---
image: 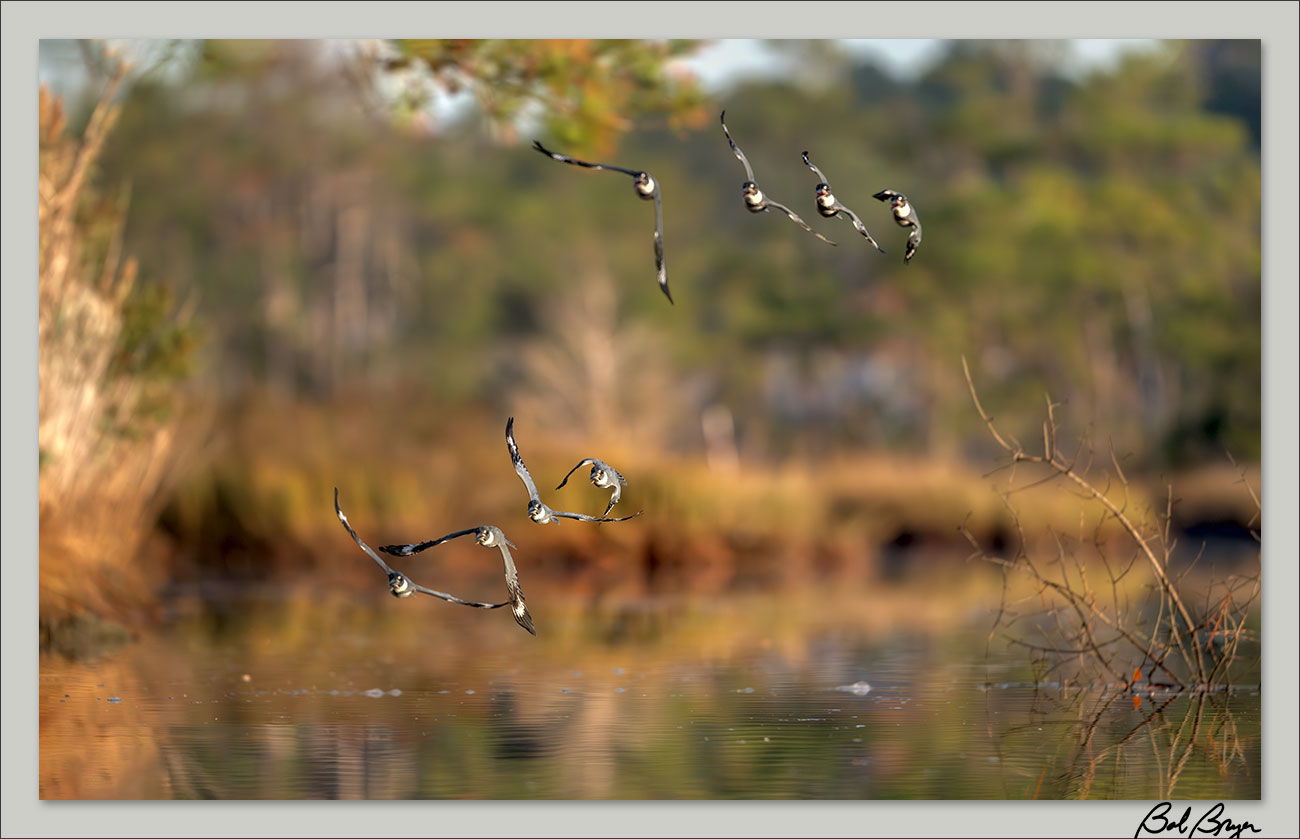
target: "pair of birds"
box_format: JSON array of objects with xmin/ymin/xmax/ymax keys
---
[
  {"xmin": 334, "ymin": 488, "xmax": 537, "ymax": 634},
  {"xmin": 334, "ymin": 418, "xmax": 640, "ymax": 636},
  {"xmin": 532, "ymin": 109, "xmax": 923, "ymax": 305}
]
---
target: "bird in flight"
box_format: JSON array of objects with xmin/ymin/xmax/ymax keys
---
[
  {"xmin": 720, "ymin": 111, "xmax": 836, "ymax": 246},
  {"xmin": 533, "ymin": 140, "xmax": 673, "ymax": 304},
  {"xmin": 801, "ymin": 151, "xmax": 886, "ymax": 253},
  {"xmin": 506, "ymin": 417, "xmax": 643, "ymax": 526},
  {"xmin": 555, "ymin": 457, "xmax": 629, "ymax": 519},
  {"xmin": 378, "ymin": 525, "xmax": 536, "ymax": 636},
  {"xmin": 333, "ymin": 487, "xmax": 509, "ymax": 610},
  {"xmin": 872, "ymin": 188, "xmax": 923, "ymax": 264}
]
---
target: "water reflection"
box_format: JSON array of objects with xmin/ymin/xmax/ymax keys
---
[{"xmin": 39, "ymin": 587, "xmax": 1260, "ymax": 800}]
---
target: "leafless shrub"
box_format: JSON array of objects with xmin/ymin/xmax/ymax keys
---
[
  {"xmin": 959, "ymin": 357, "xmax": 1259, "ymax": 691},
  {"xmin": 513, "ymin": 268, "xmax": 684, "ymax": 452}
]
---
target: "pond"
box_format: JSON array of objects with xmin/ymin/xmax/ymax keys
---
[{"xmin": 38, "ymin": 583, "xmax": 1260, "ymax": 801}]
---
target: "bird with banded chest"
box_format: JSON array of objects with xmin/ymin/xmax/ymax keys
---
[
  {"xmin": 532, "ymin": 140, "xmax": 674, "ymax": 304},
  {"xmin": 555, "ymin": 457, "xmax": 629, "ymax": 519},
  {"xmin": 801, "ymin": 151, "xmax": 886, "ymax": 253},
  {"xmin": 872, "ymin": 188, "xmax": 923, "ymax": 264},
  {"xmin": 720, "ymin": 111, "xmax": 836, "ymax": 246}
]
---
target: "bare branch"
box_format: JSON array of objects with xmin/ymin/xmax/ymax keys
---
[
  {"xmin": 962, "ymin": 355, "xmax": 1018, "ymax": 454},
  {"xmin": 964, "ymin": 362, "xmax": 1220, "ymax": 688}
]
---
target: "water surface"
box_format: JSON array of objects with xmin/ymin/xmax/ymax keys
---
[{"xmin": 39, "ymin": 585, "xmax": 1260, "ymax": 800}]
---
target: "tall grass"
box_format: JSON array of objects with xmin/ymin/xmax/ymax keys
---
[{"xmin": 39, "ymin": 60, "xmax": 199, "ymax": 631}]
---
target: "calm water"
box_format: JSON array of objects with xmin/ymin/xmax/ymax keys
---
[{"xmin": 39, "ymin": 585, "xmax": 1261, "ymax": 800}]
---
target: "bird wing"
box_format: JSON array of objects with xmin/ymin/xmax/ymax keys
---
[
  {"xmin": 556, "ymin": 458, "xmax": 598, "ymax": 490},
  {"xmin": 409, "ymin": 580, "xmax": 509, "ymax": 609},
  {"xmin": 764, "ymin": 198, "xmax": 838, "ymax": 246},
  {"xmin": 719, "ymin": 111, "xmax": 756, "ymax": 182},
  {"xmin": 872, "ymin": 189, "xmax": 904, "ymax": 203},
  {"xmin": 378, "ymin": 527, "xmax": 479, "ymax": 557},
  {"xmin": 801, "ymin": 150, "xmax": 830, "ymax": 184},
  {"xmin": 552, "ymin": 508, "xmax": 644, "ymax": 523},
  {"xmin": 905, "ymin": 222, "xmax": 922, "ymax": 264},
  {"xmin": 653, "ymin": 187, "xmax": 673, "ymax": 304},
  {"xmin": 488, "ymin": 533, "xmax": 537, "ymax": 635},
  {"xmin": 533, "ymin": 140, "xmax": 642, "ymax": 178},
  {"xmin": 505, "ymin": 417, "xmax": 541, "ymax": 504},
  {"xmin": 334, "ymin": 488, "xmax": 397, "ymax": 577},
  {"xmin": 601, "ymin": 482, "xmax": 623, "ymax": 519},
  {"xmin": 838, "ymin": 205, "xmax": 887, "ymax": 254}
]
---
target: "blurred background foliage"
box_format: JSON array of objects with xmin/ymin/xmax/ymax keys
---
[{"xmin": 37, "ymin": 38, "xmax": 1261, "ymax": 626}]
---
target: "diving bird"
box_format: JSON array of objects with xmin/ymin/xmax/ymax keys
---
[
  {"xmin": 556, "ymin": 457, "xmax": 628, "ymax": 519},
  {"xmin": 378, "ymin": 525, "xmax": 536, "ymax": 636},
  {"xmin": 872, "ymin": 188, "xmax": 923, "ymax": 264},
  {"xmin": 719, "ymin": 111, "xmax": 837, "ymax": 246},
  {"xmin": 506, "ymin": 417, "xmax": 643, "ymax": 526},
  {"xmin": 333, "ymin": 487, "xmax": 509, "ymax": 610},
  {"xmin": 532, "ymin": 140, "xmax": 673, "ymax": 304},
  {"xmin": 801, "ymin": 151, "xmax": 886, "ymax": 253}
]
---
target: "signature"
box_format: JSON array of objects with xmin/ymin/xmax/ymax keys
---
[{"xmin": 1135, "ymin": 802, "xmax": 1261, "ymax": 839}]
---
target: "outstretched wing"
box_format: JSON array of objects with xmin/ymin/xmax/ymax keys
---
[
  {"xmin": 652, "ymin": 188, "xmax": 672, "ymax": 304},
  {"xmin": 801, "ymin": 150, "xmax": 830, "ymax": 184},
  {"xmin": 533, "ymin": 140, "xmax": 642, "ymax": 178},
  {"xmin": 838, "ymin": 205, "xmax": 887, "ymax": 254},
  {"xmin": 378, "ymin": 527, "xmax": 479, "ymax": 558},
  {"xmin": 872, "ymin": 188, "xmax": 904, "ymax": 203},
  {"xmin": 552, "ymin": 508, "xmax": 644, "ymax": 524},
  {"xmin": 409, "ymin": 580, "xmax": 509, "ymax": 609},
  {"xmin": 488, "ymin": 534, "xmax": 537, "ymax": 635},
  {"xmin": 556, "ymin": 458, "xmax": 598, "ymax": 491},
  {"xmin": 764, "ymin": 199, "xmax": 838, "ymax": 246},
  {"xmin": 719, "ymin": 111, "xmax": 756, "ymax": 182},
  {"xmin": 334, "ymin": 488, "xmax": 397, "ymax": 577},
  {"xmin": 505, "ymin": 417, "xmax": 541, "ymax": 504}
]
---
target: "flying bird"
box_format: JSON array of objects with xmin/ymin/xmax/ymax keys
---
[
  {"xmin": 378, "ymin": 525, "xmax": 536, "ymax": 636},
  {"xmin": 333, "ymin": 487, "xmax": 509, "ymax": 610},
  {"xmin": 872, "ymin": 188, "xmax": 923, "ymax": 264},
  {"xmin": 720, "ymin": 111, "xmax": 837, "ymax": 246},
  {"xmin": 506, "ymin": 417, "xmax": 643, "ymax": 526},
  {"xmin": 556, "ymin": 457, "xmax": 628, "ymax": 519},
  {"xmin": 532, "ymin": 140, "xmax": 673, "ymax": 304},
  {"xmin": 801, "ymin": 151, "xmax": 886, "ymax": 253}
]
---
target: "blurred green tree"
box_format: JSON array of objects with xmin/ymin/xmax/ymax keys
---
[
  {"xmin": 376, "ymin": 39, "xmax": 709, "ymax": 152},
  {"xmin": 89, "ymin": 38, "xmax": 1259, "ymax": 472}
]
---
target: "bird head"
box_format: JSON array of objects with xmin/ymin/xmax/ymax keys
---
[
  {"xmin": 527, "ymin": 500, "xmax": 548, "ymax": 522},
  {"xmin": 389, "ymin": 574, "xmax": 414, "ymax": 598},
  {"xmin": 633, "ymin": 172, "xmax": 655, "ymax": 197}
]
